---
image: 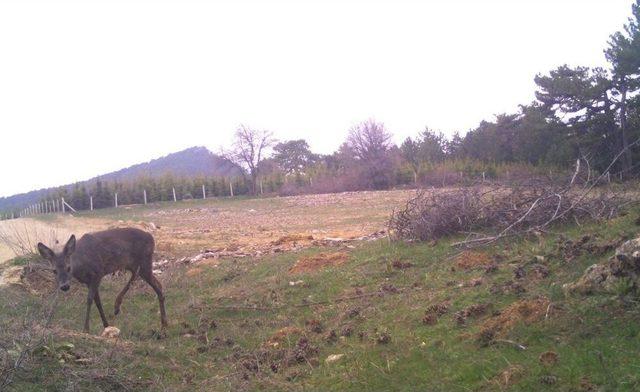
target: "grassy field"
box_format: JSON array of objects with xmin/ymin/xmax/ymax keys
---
[{"xmin": 1, "ymin": 191, "xmax": 640, "ymax": 391}]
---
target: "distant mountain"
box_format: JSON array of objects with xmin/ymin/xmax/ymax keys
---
[
  {"xmin": 0, "ymin": 146, "xmax": 242, "ymax": 214},
  {"xmin": 96, "ymin": 146, "xmax": 241, "ymax": 182}
]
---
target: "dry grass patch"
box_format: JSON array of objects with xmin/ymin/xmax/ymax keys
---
[
  {"xmin": 264, "ymin": 327, "xmax": 303, "ymax": 348},
  {"xmin": 272, "ymin": 234, "xmax": 314, "ymax": 245}
]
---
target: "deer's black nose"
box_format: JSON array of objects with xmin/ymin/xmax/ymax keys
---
[{"xmin": 60, "ymin": 284, "xmax": 70, "ymax": 292}]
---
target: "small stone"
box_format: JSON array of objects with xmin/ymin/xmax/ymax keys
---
[
  {"xmin": 539, "ymin": 375, "xmax": 558, "ymax": 385},
  {"xmin": 325, "ymin": 354, "xmax": 345, "ymax": 364},
  {"xmin": 101, "ymin": 326, "xmax": 121, "ymax": 338}
]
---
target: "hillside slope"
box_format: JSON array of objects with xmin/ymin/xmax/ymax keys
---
[{"xmin": 1, "ymin": 195, "xmax": 639, "ymax": 391}]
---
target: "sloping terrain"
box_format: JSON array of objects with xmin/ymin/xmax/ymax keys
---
[{"xmin": 1, "ymin": 190, "xmax": 640, "ymax": 391}]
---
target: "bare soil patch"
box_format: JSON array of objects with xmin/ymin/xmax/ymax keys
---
[
  {"xmin": 454, "ymin": 251, "xmax": 493, "ymax": 270},
  {"xmin": 479, "ymin": 297, "xmax": 550, "ymax": 339},
  {"xmin": 289, "ymin": 252, "xmax": 349, "ymax": 274}
]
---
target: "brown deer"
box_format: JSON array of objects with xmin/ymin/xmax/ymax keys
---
[{"xmin": 37, "ymin": 227, "xmax": 168, "ymax": 333}]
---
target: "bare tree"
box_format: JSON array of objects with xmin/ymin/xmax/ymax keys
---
[
  {"xmin": 226, "ymin": 125, "xmax": 276, "ymax": 195},
  {"xmin": 346, "ymin": 119, "xmax": 394, "ymax": 189},
  {"xmin": 346, "ymin": 119, "xmax": 393, "ymax": 161}
]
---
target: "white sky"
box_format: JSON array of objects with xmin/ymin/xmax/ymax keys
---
[{"xmin": 0, "ymin": 0, "xmax": 633, "ymax": 197}]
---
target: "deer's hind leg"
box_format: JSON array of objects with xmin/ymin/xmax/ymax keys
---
[
  {"xmin": 140, "ymin": 268, "xmax": 168, "ymax": 328},
  {"xmin": 114, "ymin": 268, "xmax": 138, "ymax": 316}
]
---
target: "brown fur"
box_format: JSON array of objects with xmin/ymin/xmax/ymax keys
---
[{"xmin": 38, "ymin": 227, "xmax": 167, "ymax": 333}]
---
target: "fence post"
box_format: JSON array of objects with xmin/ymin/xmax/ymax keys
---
[
  {"xmin": 172, "ymin": 188, "xmax": 177, "ymax": 202},
  {"xmin": 90, "ymin": 196, "xmax": 93, "ymax": 211},
  {"xmin": 202, "ymin": 185, "xmax": 206, "ymax": 199},
  {"xmin": 143, "ymin": 189, "xmax": 147, "ymax": 205},
  {"xmin": 61, "ymin": 198, "xmax": 66, "ymax": 213},
  {"xmin": 229, "ymin": 181, "xmax": 234, "ymax": 197},
  {"xmin": 115, "ymin": 193, "xmax": 118, "ymax": 208}
]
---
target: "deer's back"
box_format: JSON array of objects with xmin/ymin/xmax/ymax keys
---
[{"xmin": 71, "ymin": 228, "xmax": 155, "ymax": 283}]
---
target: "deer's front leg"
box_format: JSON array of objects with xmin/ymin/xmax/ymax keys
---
[
  {"xmin": 93, "ymin": 286, "xmax": 109, "ymax": 328},
  {"xmin": 84, "ymin": 286, "xmax": 95, "ymax": 333}
]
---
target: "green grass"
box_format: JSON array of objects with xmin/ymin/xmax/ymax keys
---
[{"xmin": 2, "ymin": 209, "xmax": 640, "ymax": 391}]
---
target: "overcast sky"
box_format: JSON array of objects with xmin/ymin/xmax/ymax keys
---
[{"xmin": 0, "ymin": 0, "xmax": 633, "ymax": 197}]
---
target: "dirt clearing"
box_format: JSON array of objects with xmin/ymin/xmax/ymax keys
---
[{"xmin": 2, "ymin": 190, "xmax": 413, "ymax": 263}]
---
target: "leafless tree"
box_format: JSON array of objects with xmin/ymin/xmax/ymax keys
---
[
  {"xmin": 225, "ymin": 125, "xmax": 276, "ymax": 195},
  {"xmin": 346, "ymin": 119, "xmax": 394, "ymax": 189},
  {"xmin": 346, "ymin": 119, "xmax": 393, "ymax": 161}
]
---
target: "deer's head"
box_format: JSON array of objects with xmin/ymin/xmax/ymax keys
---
[{"xmin": 37, "ymin": 235, "xmax": 76, "ymax": 291}]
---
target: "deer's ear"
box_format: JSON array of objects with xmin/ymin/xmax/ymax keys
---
[
  {"xmin": 63, "ymin": 235, "xmax": 76, "ymax": 256},
  {"xmin": 37, "ymin": 243, "xmax": 54, "ymax": 260}
]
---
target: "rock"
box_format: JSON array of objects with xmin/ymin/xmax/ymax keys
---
[
  {"xmin": 289, "ymin": 280, "xmax": 304, "ymax": 286},
  {"xmin": 325, "ymin": 354, "xmax": 345, "ymax": 364},
  {"xmin": 101, "ymin": 326, "xmax": 121, "ymax": 338},
  {"xmin": 564, "ymin": 237, "xmax": 640, "ymax": 295}
]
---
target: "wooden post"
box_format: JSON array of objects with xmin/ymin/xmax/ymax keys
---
[
  {"xmin": 90, "ymin": 196, "xmax": 93, "ymax": 211},
  {"xmin": 61, "ymin": 198, "xmax": 77, "ymax": 213},
  {"xmin": 172, "ymin": 188, "xmax": 177, "ymax": 202},
  {"xmin": 61, "ymin": 198, "xmax": 66, "ymax": 213},
  {"xmin": 482, "ymin": 172, "xmax": 486, "ymax": 182},
  {"xmin": 202, "ymin": 185, "xmax": 206, "ymax": 199},
  {"xmin": 115, "ymin": 193, "xmax": 118, "ymax": 208},
  {"xmin": 143, "ymin": 189, "xmax": 147, "ymax": 205},
  {"xmin": 229, "ymin": 181, "xmax": 234, "ymax": 197},
  {"xmin": 260, "ymin": 179, "xmax": 263, "ymax": 195}
]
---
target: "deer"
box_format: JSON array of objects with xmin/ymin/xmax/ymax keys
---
[{"xmin": 37, "ymin": 227, "xmax": 168, "ymax": 333}]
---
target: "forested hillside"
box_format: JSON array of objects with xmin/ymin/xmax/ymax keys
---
[{"xmin": 0, "ymin": 147, "xmax": 241, "ymax": 214}]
